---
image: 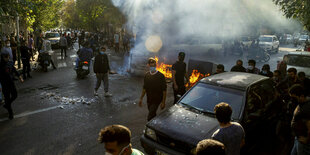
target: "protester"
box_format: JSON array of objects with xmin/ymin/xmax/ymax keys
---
[
  {"xmin": 93, "ymin": 47, "xmax": 112, "ymax": 97},
  {"xmin": 139, "ymin": 58, "xmax": 167, "ymax": 121},
  {"xmin": 260, "ymin": 64, "xmax": 273, "ymax": 78},
  {"xmin": 273, "ymin": 70, "xmax": 282, "ymax": 85},
  {"xmin": 230, "ymin": 59, "xmax": 246, "ymax": 72},
  {"xmin": 195, "ymin": 139, "xmax": 225, "ymax": 155},
  {"xmin": 0, "ymin": 52, "xmax": 24, "ymax": 119},
  {"xmin": 10, "ymin": 37, "xmax": 17, "ymax": 65},
  {"xmin": 28, "ymin": 34, "xmax": 35, "ymax": 61},
  {"xmin": 246, "ymin": 59, "xmax": 260, "ymax": 74},
  {"xmin": 289, "ymin": 85, "xmax": 310, "ymax": 155},
  {"xmin": 277, "ymin": 55, "xmax": 288, "ymax": 78},
  {"xmin": 20, "ymin": 41, "xmax": 32, "ymax": 79},
  {"xmin": 212, "ymin": 102, "xmax": 245, "ymax": 155},
  {"xmin": 277, "ymin": 68, "xmax": 301, "ymax": 91},
  {"xmin": 1, "ymin": 40, "xmax": 13, "ymax": 62},
  {"xmin": 98, "ymin": 125, "xmax": 144, "ymax": 155},
  {"xmin": 114, "ymin": 32, "xmax": 120, "ymax": 53},
  {"xmin": 172, "ymin": 52, "xmax": 188, "ymax": 104},
  {"xmin": 59, "ymin": 34, "xmax": 68, "ymax": 58},
  {"xmin": 298, "ymin": 72, "xmax": 310, "ymax": 97},
  {"xmin": 215, "ymin": 64, "xmax": 225, "ymax": 74}
]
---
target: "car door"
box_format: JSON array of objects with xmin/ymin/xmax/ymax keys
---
[{"xmin": 241, "ymin": 79, "xmax": 278, "ymax": 147}]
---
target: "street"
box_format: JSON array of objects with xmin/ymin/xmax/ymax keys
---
[{"xmin": 0, "ymin": 43, "xmax": 297, "ymax": 154}]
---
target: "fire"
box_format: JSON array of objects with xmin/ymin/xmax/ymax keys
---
[
  {"xmin": 186, "ymin": 70, "xmax": 210, "ymax": 88},
  {"xmin": 154, "ymin": 56, "xmax": 172, "ymax": 78}
]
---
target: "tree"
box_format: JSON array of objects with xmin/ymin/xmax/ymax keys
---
[
  {"xmin": 62, "ymin": 0, "xmax": 126, "ymax": 32},
  {"xmin": 273, "ymin": 0, "xmax": 310, "ymax": 31}
]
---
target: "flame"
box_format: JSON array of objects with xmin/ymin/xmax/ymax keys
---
[
  {"xmin": 154, "ymin": 56, "xmax": 172, "ymax": 78},
  {"xmin": 186, "ymin": 70, "xmax": 210, "ymax": 88}
]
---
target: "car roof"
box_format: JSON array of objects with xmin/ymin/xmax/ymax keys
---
[
  {"xmin": 287, "ymin": 52, "xmax": 310, "ymax": 56},
  {"xmin": 200, "ymin": 72, "xmax": 269, "ymax": 91}
]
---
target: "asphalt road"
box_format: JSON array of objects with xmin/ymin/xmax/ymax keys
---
[{"xmin": 0, "ymin": 43, "xmax": 297, "ymax": 155}]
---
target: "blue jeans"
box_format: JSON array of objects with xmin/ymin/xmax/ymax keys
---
[{"xmin": 291, "ymin": 137, "xmax": 310, "ymax": 155}]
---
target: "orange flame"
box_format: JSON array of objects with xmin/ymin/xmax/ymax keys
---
[
  {"xmin": 154, "ymin": 56, "xmax": 172, "ymax": 78},
  {"xmin": 186, "ymin": 70, "xmax": 210, "ymax": 88}
]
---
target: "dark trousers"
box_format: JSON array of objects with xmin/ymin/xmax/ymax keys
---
[
  {"xmin": 29, "ymin": 48, "xmax": 34, "ymax": 60},
  {"xmin": 147, "ymin": 102, "xmax": 161, "ymax": 121},
  {"xmin": 60, "ymin": 46, "xmax": 67, "ymax": 57},
  {"xmin": 22, "ymin": 58, "xmax": 31, "ymax": 77},
  {"xmin": 173, "ymin": 84, "xmax": 186, "ymax": 104},
  {"xmin": 115, "ymin": 43, "xmax": 119, "ymax": 53},
  {"xmin": 2, "ymin": 83, "xmax": 17, "ymax": 115}
]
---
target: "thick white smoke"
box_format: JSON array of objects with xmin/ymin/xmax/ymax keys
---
[{"xmin": 112, "ymin": 0, "xmax": 301, "ymax": 73}]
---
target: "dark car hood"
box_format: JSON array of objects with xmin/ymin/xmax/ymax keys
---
[{"xmin": 147, "ymin": 105, "xmax": 219, "ymax": 146}]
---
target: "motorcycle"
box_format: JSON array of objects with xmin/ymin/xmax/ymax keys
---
[
  {"xmin": 38, "ymin": 51, "xmax": 51, "ymax": 72},
  {"xmin": 247, "ymin": 47, "xmax": 270, "ymax": 62},
  {"xmin": 76, "ymin": 60, "xmax": 90, "ymax": 79}
]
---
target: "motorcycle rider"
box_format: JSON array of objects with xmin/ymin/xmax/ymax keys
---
[{"xmin": 76, "ymin": 41, "xmax": 93, "ymax": 69}]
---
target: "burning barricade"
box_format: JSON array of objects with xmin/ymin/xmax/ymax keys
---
[{"xmin": 154, "ymin": 57, "xmax": 215, "ymax": 89}]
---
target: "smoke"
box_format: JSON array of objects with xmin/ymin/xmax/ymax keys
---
[{"xmin": 111, "ymin": 0, "xmax": 301, "ymax": 73}]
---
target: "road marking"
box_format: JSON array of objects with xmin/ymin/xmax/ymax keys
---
[{"xmin": 0, "ymin": 105, "xmax": 61, "ymax": 122}]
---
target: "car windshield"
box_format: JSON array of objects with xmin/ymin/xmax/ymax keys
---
[
  {"xmin": 259, "ymin": 37, "xmax": 272, "ymax": 42},
  {"xmin": 300, "ymin": 35, "xmax": 309, "ymax": 39},
  {"xmin": 179, "ymin": 83, "xmax": 244, "ymax": 120},
  {"xmin": 287, "ymin": 55, "xmax": 310, "ymax": 67},
  {"xmin": 45, "ymin": 33, "xmax": 60, "ymax": 38}
]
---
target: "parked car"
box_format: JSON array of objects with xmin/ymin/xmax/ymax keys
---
[
  {"xmin": 286, "ymin": 52, "xmax": 310, "ymax": 78},
  {"xmin": 258, "ymin": 35, "xmax": 280, "ymax": 53},
  {"xmin": 44, "ymin": 32, "xmax": 60, "ymax": 49},
  {"xmin": 298, "ymin": 35, "xmax": 309, "ymax": 45},
  {"xmin": 141, "ymin": 72, "xmax": 281, "ymax": 155}
]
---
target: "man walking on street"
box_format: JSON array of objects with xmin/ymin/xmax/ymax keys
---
[
  {"xmin": 20, "ymin": 41, "xmax": 32, "ymax": 79},
  {"xmin": 98, "ymin": 125, "xmax": 144, "ymax": 155},
  {"xmin": 0, "ymin": 52, "xmax": 24, "ymax": 119},
  {"xmin": 246, "ymin": 59, "xmax": 260, "ymax": 74},
  {"xmin": 59, "ymin": 34, "xmax": 68, "ymax": 58},
  {"xmin": 172, "ymin": 52, "xmax": 188, "ymax": 104},
  {"xmin": 93, "ymin": 47, "xmax": 112, "ymax": 97},
  {"xmin": 139, "ymin": 58, "xmax": 167, "ymax": 121}
]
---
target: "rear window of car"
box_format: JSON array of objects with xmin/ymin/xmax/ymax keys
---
[
  {"xmin": 287, "ymin": 55, "xmax": 310, "ymax": 67},
  {"xmin": 259, "ymin": 37, "xmax": 272, "ymax": 42},
  {"xmin": 179, "ymin": 83, "xmax": 244, "ymax": 120},
  {"xmin": 45, "ymin": 33, "xmax": 60, "ymax": 38}
]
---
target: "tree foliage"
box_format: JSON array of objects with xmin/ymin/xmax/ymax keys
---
[
  {"xmin": 62, "ymin": 0, "xmax": 126, "ymax": 32},
  {"xmin": 274, "ymin": 0, "xmax": 310, "ymax": 31},
  {"xmin": 0, "ymin": 0, "xmax": 63, "ymax": 32}
]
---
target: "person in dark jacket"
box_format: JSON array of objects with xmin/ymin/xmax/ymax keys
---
[
  {"xmin": 289, "ymin": 85, "xmax": 310, "ymax": 155},
  {"xmin": 0, "ymin": 52, "xmax": 24, "ymax": 119},
  {"xmin": 20, "ymin": 41, "xmax": 32, "ymax": 79},
  {"xmin": 260, "ymin": 64, "xmax": 273, "ymax": 78},
  {"xmin": 172, "ymin": 52, "xmax": 188, "ymax": 104},
  {"xmin": 230, "ymin": 60, "xmax": 246, "ymax": 72},
  {"xmin": 93, "ymin": 47, "xmax": 112, "ymax": 97}
]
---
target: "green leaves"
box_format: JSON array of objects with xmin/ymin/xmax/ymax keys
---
[
  {"xmin": 62, "ymin": 0, "xmax": 125, "ymax": 31},
  {"xmin": 273, "ymin": 0, "xmax": 310, "ymax": 31}
]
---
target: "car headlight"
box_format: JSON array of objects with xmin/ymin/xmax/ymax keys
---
[{"xmin": 145, "ymin": 127, "xmax": 157, "ymax": 141}]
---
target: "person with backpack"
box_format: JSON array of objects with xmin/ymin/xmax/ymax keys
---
[{"xmin": 93, "ymin": 46, "xmax": 112, "ymax": 97}]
